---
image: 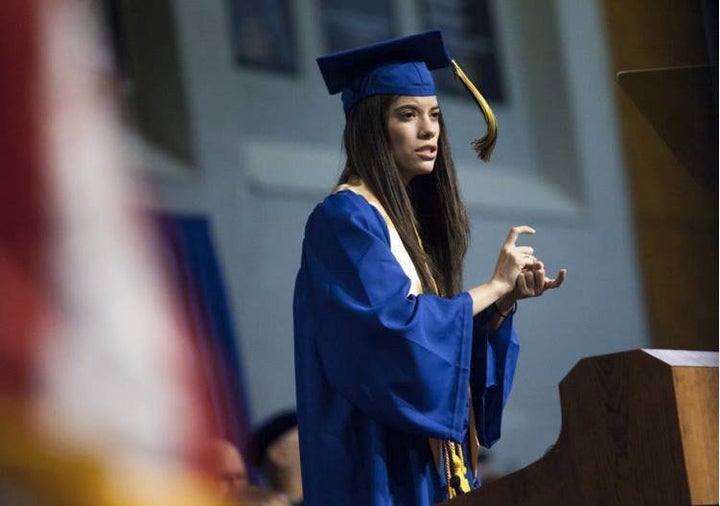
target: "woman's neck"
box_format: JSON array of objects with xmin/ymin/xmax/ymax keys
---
[{"xmin": 344, "ymin": 175, "xmax": 363, "ymax": 188}]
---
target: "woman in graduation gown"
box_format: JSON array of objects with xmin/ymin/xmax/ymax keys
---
[{"xmin": 293, "ymin": 31, "xmax": 566, "ymax": 505}]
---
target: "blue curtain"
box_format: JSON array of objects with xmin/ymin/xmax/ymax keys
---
[{"xmin": 155, "ymin": 213, "xmax": 251, "ymax": 455}]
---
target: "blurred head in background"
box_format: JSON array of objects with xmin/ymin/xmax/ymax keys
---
[
  {"xmin": 207, "ymin": 438, "xmax": 249, "ymax": 499},
  {"xmin": 251, "ymin": 411, "xmax": 303, "ymax": 505}
]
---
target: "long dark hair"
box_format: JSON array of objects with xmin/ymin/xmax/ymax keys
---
[{"xmin": 337, "ymin": 95, "xmax": 470, "ymax": 296}]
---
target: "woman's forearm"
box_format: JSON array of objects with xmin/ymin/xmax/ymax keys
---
[{"xmin": 467, "ymin": 279, "xmax": 509, "ymax": 315}]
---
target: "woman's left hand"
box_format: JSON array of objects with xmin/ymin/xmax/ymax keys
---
[
  {"xmin": 492, "ymin": 260, "xmax": 566, "ymax": 319},
  {"xmin": 513, "ymin": 260, "xmax": 566, "ymax": 300}
]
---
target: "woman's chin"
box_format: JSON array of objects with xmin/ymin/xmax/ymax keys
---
[
  {"xmin": 398, "ymin": 161, "xmax": 436, "ymax": 183},
  {"xmin": 417, "ymin": 162, "xmax": 436, "ymax": 176}
]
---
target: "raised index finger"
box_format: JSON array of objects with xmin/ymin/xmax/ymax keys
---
[{"xmin": 504, "ymin": 225, "xmax": 536, "ymax": 247}]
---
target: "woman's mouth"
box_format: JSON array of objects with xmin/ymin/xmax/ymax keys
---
[{"xmin": 415, "ymin": 145, "xmax": 437, "ymax": 160}]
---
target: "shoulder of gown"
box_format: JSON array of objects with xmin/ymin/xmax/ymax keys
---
[{"xmin": 310, "ymin": 189, "xmax": 390, "ymax": 249}]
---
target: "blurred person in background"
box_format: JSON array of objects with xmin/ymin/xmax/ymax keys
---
[
  {"xmin": 207, "ymin": 438, "xmax": 289, "ymax": 506},
  {"xmin": 251, "ymin": 411, "xmax": 303, "ymax": 506},
  {"xmin": 207, "ymin": 439, "xmax": 250, "ymax": 499},
  {"xmin": 293, "ymin": 31, "xmax": 566, "ymax": 504}
]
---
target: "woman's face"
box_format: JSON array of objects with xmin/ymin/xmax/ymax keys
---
[{"xmin": 386, "ymin": 95, "xmax": 440, "ymax": 184}]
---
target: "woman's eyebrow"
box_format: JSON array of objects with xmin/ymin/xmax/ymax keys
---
[{"xmin": 392, "ymin": 104, "xmax": 441, "ymax": 112}]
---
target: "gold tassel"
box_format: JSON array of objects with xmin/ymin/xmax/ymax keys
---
[
  {"xmin": 451, "ymin": 59, "xmax": 498, "ymax": 162},
  {"xmin": 445, "ymin": 441, "xmax": 472, "ymax": 498}
]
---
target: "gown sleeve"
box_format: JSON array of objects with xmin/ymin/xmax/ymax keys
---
[
  {"xmin": 301, "ymin": 193, "xmax": 474, "ymax": 442},
  {"xmin": 469, "ymin": 308, "xmax": 520, "ymax": 448}
]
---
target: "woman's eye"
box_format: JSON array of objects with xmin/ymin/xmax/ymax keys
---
[
  {"xmin": 431, "ymin": 111, "xmax": 440, "ymax": 119},
  {"xmin": 401, "ymin": 111, "xmax": 416, "ymax": 120}
]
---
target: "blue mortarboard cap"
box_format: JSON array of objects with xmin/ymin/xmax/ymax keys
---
[
  {"xmin": 317, "ymin": 30, "xmax": 499, "ymax": 161},
  {"xmin": 317, "ymin": 30, "xmax": 452, "ymax": 113}
]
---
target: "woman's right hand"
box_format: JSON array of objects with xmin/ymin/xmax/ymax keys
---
[{"xmin": 490, "ymin": 226, "xmax": 536, "ymax": 295}]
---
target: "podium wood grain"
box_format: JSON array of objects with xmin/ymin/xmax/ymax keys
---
[{"xmin": 443, "ymin": 349, "xmax": 718, "ymax": 506}]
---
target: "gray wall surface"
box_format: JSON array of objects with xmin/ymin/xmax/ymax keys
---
[{"xmin": 147, "ymin": 0, "xmax": 648, "ymax": 473}]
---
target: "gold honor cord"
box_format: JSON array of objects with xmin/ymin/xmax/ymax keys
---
[
  {"xmin": 446, "ymin": 440, "xmax": 472, "ymax": 498},
  {"xmin": 450, "ymin": 59, "xmax": 498, "ymax": 162}
]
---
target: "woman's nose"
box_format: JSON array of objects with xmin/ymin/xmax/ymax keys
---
[{"xmin": 418, "ymin": 118, "xmax": 437, "ymax": 139}]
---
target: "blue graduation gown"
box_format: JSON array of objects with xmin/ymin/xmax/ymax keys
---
[{"xmin": 293, "ymin": 191, "xmax": 519, "ymax": 505}]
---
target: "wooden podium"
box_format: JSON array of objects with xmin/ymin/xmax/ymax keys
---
[{"xmin": 444, "ymin": 349, "xmax": 718, "ymax": 506}]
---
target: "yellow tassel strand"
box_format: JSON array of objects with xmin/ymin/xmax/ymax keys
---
[
  {"xmin": 445, "ymin": 441, "xmax": 472, "ymax": 499},
  {"xmin": 450, "ymin": 59, "xmax": 498, "ymax": 162}
]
